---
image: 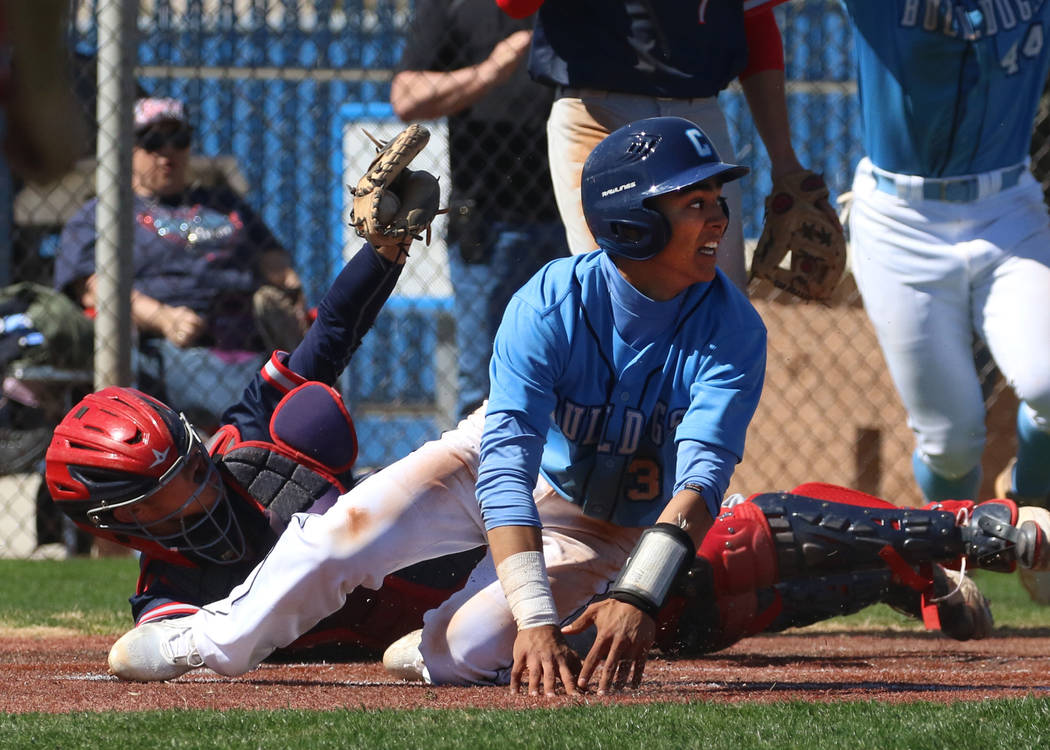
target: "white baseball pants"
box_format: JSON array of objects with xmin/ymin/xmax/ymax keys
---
[
  {"xmin": 849, "ymin": 158, "xmax": 1050, "ymax": 481},
  {"xmin": 191, "ymin": 408, "xmax": 640, "ymax": 684}
]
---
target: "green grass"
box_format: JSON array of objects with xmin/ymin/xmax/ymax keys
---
[
  {"xmin": 0, "ymin": 557, "xmax": 140, "ymax": 634},
  {"xmin": 0, "ymin": 558, "xmax": 1043, "ymax": 636},
  {"xmin": 3, "ymin": 700, "xmax": 1050, "ymax": 749}
]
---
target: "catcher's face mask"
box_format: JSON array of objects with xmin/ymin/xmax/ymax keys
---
[{"xmin": 87, "ymin": 416, "xmax": 247, "ymax": 565}]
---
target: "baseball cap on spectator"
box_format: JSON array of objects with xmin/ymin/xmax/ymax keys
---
[
  {"xmin": 133, "ymin": 98, "xmax": 192, "ymax": 152},
  {"xmin": 133, "ymin": 97, "xmax": 190, "ymax": 133}
]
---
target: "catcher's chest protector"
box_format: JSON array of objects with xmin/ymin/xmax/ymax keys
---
[{"xmin": 212, "ymin": 382, "xmax": 357, "ymax": 526}]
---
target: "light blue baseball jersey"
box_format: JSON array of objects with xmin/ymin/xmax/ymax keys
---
[
  {"xmin": 476, "ymin": 252, "xmax": 766, "ymax": 529},
  {"xmin": 845, "ymin": 0, "xmax": 1050, "ymax": 176}
]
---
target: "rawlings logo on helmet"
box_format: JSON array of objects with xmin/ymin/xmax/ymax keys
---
[{"xmin": 600, "ymin": 181, "xmax": 637, "ymax": 198}]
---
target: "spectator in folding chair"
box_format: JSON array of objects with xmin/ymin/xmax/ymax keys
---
[{"xmin": 53, "ymin": 97, "xmax": 309, "ymax": 432}]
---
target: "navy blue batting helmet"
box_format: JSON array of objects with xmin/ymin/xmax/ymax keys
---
[{"xmin": 581, "ymin": 117, "xmax": 749, "ymax": 260}]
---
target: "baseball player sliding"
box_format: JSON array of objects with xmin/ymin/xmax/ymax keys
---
[{"xmin": 103, "ymin": 118, "xmax": 1050, "ymax": 696}]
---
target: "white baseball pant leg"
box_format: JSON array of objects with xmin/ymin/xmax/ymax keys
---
[
  {"xmin": 547, "ymin": 91, "xmax": 747, "ymax": 291},
  {"xmin": 191, "ymin": 408, "xmax": 488, "ymax": 676},
  {"xmin": 418, "ymin": 478, "xmax": 642, "ymax": 685},
  {"xmin": 849, "ymin": 159, "xmax": 1050, "ymax": 482}
]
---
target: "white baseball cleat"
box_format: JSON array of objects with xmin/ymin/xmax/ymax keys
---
[
  {"xmin": 1017, "ymin": 506, "xmax": 1050, "ymax": 605},
  {"xmin": 382, "ymin": 628, "xmax": 427, "ymax": 682},
  {"xmin": 108, "ymin": 615, "xmax": 206, "ymax": 682}
]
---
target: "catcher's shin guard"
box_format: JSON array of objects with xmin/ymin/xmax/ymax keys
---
[
  {"xmin": 750, "ymin": 492, "xmax": 965, "ymax": 577},
  {"xmin": 944, "ymin": 498, "xmax": 1043, "ymax": 572},
  {"xmin": 657, "ymin": 487, "xmax": 982, "ymax": 654},
  {"xmin": 655, "ymin": 500, "xmax": 777, "ymax": 655}
]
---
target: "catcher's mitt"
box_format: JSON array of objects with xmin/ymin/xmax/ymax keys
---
[
  {"xmin": 349, "ymin": 124, "xmax": 441, "ymax": 249},
  {"xmin": 750, "ymin": 170, "xmax": 847, "ymax": 302}
]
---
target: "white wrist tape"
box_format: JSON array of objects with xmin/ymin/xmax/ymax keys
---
[
  {"xmin": 610, "ymin": 523, "xmax": 696, "ymax": 616},
  {"xmin": 496, "ymin": 550, "xmax": 558, "ymax": 630}
]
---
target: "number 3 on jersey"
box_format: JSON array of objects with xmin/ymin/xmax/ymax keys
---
[{"xmin": 626, "ymin": 457, "xmax": 662, "ymax": 502}]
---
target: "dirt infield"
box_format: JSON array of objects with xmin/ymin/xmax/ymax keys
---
[{"xmin": 3, "ymin": 629, "xmax": 1050, "ymax": 712}]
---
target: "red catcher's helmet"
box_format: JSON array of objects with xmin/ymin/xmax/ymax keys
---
[{"xmin": 45, "ymin": 386, "xmax": 245, "ymax": 564}]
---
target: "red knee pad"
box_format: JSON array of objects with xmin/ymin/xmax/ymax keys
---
[{"xmin": 700, "ymin": 500, "xmax": 779, "ymax": 596}]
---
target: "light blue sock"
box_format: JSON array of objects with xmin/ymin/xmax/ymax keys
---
[
  {"xmin": 1014, "ymin": 404, "xmax": 1050, "ymax": 497},
  {"xmin": 912, "ymin": 451, "xmax": 981, "ymax": 503}
]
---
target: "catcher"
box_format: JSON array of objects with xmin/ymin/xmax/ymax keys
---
[
  {"xmin": 43, "ymin": 125, "xmax": 475, "ymax": 656},
  {"xmin": 750, "ymin": 169, "xmax": 848, "ymax": 302}
]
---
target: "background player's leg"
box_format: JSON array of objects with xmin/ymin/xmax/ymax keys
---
[
  {"xmin": 849, "ymin": 164, "xmax": 986, "ymax": 502},
  {"xmin": 977, "ymin": 185, "xmax": 1050, "ymax": 504}
]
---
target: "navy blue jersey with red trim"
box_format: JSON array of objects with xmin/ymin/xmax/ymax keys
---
[{"xmin": 528, "ymin": 1, "xmax": 746, "ymax": 98}]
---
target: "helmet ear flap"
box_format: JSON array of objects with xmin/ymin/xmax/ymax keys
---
[{"xmin": 604, "ymin": 206, "xmax": 671, "ymax": 261}]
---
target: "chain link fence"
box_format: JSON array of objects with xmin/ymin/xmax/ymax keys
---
[{"xmin": 0, "ymin": 0, "xmax": 1038, "ymax": 557}]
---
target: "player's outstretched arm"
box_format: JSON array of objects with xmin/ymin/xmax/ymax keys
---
[{"xmin": 488, "ymin": 524, "xmax": 581, "ymax": 697}]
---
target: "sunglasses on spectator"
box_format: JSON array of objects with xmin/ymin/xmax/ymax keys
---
[{"xmin": 136, "ymin": 126, "xmax": 192, "ymax": 152}]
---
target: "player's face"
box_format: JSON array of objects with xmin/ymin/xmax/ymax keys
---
[
  {"xmin": 111, "ymin": 447, "xmax": 223, "ymax": 535},
  {"xmin": 643, "ymin": 179, "xmax": 728, "ymax": 293},
  {"xmin": 131, "ymin": 122, "xmax": 191, "ymax": 198}
]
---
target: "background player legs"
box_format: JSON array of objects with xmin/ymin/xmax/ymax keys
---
[
  {"xmin": 448, "ymin": 221, "xmax": 568, "ymax": 418},
  {"xmin": 546, "ymin": 93, "xmax": 746, "ymax": 290},
  {"xmin": 976, "ymin": 206, "xmax": 1050, "ymax": 502},
  {"xmin": 849, "ymin": 162, "xmax": 988, "ymax": 502}
]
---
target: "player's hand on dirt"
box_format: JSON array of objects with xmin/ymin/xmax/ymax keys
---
[
  {"xmin": 510, "ymin": 624, "xmax": 581, "ymax": 697},
  {"xmin": 160, "ymin": 305, "xmax": 207, "ymax": 348},
  {"xmin": 562, "ymin": 598, "xmax": 655, "ymax": 695}
]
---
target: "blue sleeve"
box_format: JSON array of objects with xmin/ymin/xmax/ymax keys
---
[
  {"xmin": 484, "ymin": 292, "xmax": 566, "ymax": 434},
  {"xmin": 287, "ymin": 245, "xmax": 402, "ymax": 383},
  {"xmin": 476, "ymin": 410, "xmax": 544, "ymax": 530},
  {"xmin": 54, "ymin": 202, "xmax": 98, "ymax": 295},
  {"xmin": 676, "ymin": 316, "xmax": 766, "ymax": 459},
  {"xmin": 477, "ymin": 292, "xmax": 566, "ymax": 530},
  {"xmin": 673, "ymin": 440, "xmax": 738, "ymax": 519}
]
